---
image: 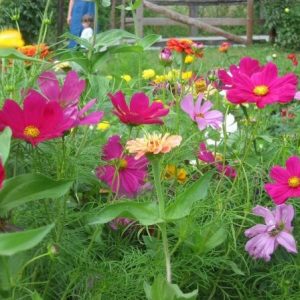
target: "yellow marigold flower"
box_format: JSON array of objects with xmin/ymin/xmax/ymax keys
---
[
  {"xmin": 126, "ymin": 133, "xmax": 182, "ymax": 160},
  {"xmin": 142, "ymin": 69, "xmax": 156, "ymax": 80},
  {"xmin": 176, "ymin": 168, "xmax": 187, "ymax": 184},
  {"xmin": 97, "ymin": 121, "xmax": 110, "ymax": 131},
  {"xmin": 153, "ymin": 75, "xmax": 167, "ymax": 84},
  {"xmin": 121, "ymin": 74, "xmax": 132, "ymax": 83},
  {"xmin": 181, "ymin": 71, "xmax": 193, "ymax": 81},
  {"xmin": 164, "ymin": 164, "xmax": 176, "ymax": 179},
  {"xmin": 184, "ymin": 55, "xmax": 194, "ymax": 64},
  {"xmin": 0, "ymin": 29, "xmax": 24, "ymax": 48}
]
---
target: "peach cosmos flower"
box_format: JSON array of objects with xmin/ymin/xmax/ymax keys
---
[{"xmin": 126, "ymin": 133, "xmax": 182, "ymax": 159}]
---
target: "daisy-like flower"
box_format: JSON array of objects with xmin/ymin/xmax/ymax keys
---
[
  {"xmin": 109, "ymin": 91, "xmax": 169, "ymax": 125},
  {"xmin": 0, "ymin": 159, "xmax": 5, "ymax": 190},
  {"xmin": 245, "ymin": 204, "xmax": 297, "ymax": 261},
  {"xmin": 18, "ymin": 44, "xmax": 49, "ymax": 59},
  {"xmin": 126, "ymin": 133, "xmax": 182, "ymax": 160},
  {"xmin": 219, "ymin": 58, "xmax": 298, "ymax": 108},
  {"xmin": 37, "ymin": 71, "xmax": 104, "ymax": 126},
  {"xmin": 96, "ymin": 135, "xmax": 148, "ymax": 197},
  {"xmin": 218, "ymin": 42, "xmax": 231, "ymax": 53},
  {"xmin": 166, "ymin": 38, "xmax": 193, "ymax": 54},
  {"xmin": 181, "ymin": 94, "xmax": 223, "ymax": 131},
  {"xmin": 0, "ymin": 91, "xmax": 73, "ymax": 146},
  {"xmin": 265, "ymin": 156, "xmax": 300, "ymax": 205},
  {"xmin": 0, "ymin": 29, "xmax": 24, "ymax": 48}
]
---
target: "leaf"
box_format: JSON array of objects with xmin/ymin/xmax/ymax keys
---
[
  {"xmin": 101, "ymin": 0, "xmax": 111, "ymax": 7},
  {"xmin": 0, "ymin": 49, "xmax": 41, "ymax": 62},
  {"xmin": 144, "ymin": 275, "xmax": 198, "ymax": 300},
  {"xmin": 138, "ymin": 34, "xmax": 161, "ymax": 49},
  {"xmin": 165, "ymin": 172, "xmax": 213, "ymax": 221},
  {"xmin": 131, "ymin": 0, "xmax": 143, "ymax": 10},
  {"xmin": 0, "ymin": 174, "xmax": 72, "ymax": 212},
  {"xmin": 225, "ymin": 261, "xmax": 245, "ymax": 276},
  {"xmin": 0, "ymin": 224, "xmax": 54, "ymax": 256},
  {"xmin": 62, "ymin": 32, "xmax": 92, "ymax": 50},
  {"xmin": 191, "ymin": 225, "xmax": 227, "ymax": 255},
  {"xmin": 88, "ymin": 201, "xmax": 162, "ymax": 226},
  {"xmin": 31, "ymin": 291, "xmax": 44, "ymax": 300},
  {"xmin": 95, "ymin": 29, "xmax": 137, "ymax": 47},
  {"xmin": 0, "ymin": 128, "xmax": 12, "ymax": 164}
]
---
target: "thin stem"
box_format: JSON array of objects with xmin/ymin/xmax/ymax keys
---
[{"xmin": 151, "ymin": 158, "xmax": 172, "ymax": 283}]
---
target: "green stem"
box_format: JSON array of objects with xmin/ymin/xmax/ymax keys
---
[{"xmin": 151, "ymin": 158, "xmax": 172, "ymax": 283}]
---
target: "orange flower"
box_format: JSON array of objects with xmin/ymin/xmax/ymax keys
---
[
  {"xmin": 126, "ymin": 133, "xmax": 182, "ymax": 159},
  {"xmin": 18, "ymin": 44, "xmax": 49, "ymax": 59},
  {"xmin": 218, "ymin": 42, "xmax": 231, "ymax": 53},
  {"xmin": 166, "ymin": 39, "xmax": 193, "ymax": 55}
]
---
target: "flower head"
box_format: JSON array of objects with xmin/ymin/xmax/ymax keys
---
[
  {"xmin": 245, "ymin": 204, "xmax": 297, "ymax": 261},
  {"xmin": 181, "ymin": 94, "xmax": 223, "ymax": 131},
  {"xmin": 126, "ymin": 133, "xmax": 182, "ymax": 159},
  {"xmin": 0, "ymin": 92, "xmax": 73, "ymax": 146},
  {"xmin": 166, "ymin": 38, "xmax": 193, "ymax": 54},
  {"xmin": 218, "ymin": 42, "xmax": 231, "ymax": 53},
  {"xmin": 159, "ymin": 48, "xmax": 173, "ymax": 65},
  {"xmin": 164, "ymin": 164, "xmax": 188, "ymax": 184},
  {"xmin": 109, "ymin": 91, "xmax": 169, "ymax": 126},
  {"xmin": 18, "ymin": 44, "xmax": 49, "ymax": 59},
  {"xmin": 219, "ymin": 58, "xmax": 298, "ymax": 108},
  {"xmin": 265, "ymin": 156, "xmax": 300, "ymax": 205},
  {"xmin": 142, "ymin": 69, "xmax": 156, "ymax": 80},
  {"xmin": 287, "ymin": 53, "xmax": 298, "ymax": 66},
  {"xmin": 96, "ymin": 135, "xmax": 148, "ymax": 197},
  {"xmin": 0, "ymin": 160, "xmax": 5, "ymax": 190},
  {"xmin": 0, "ymin": 29, "xmax": 24, "ymax": 48},
  {"xmin": 121, "ymin": 74, "xmax": 132, "ymax": 83},
  {"xmin": 184, "ymin": 55, "xmax": 194, "ymax": 64},
  {"xmin": 97, "ymin": 121, "xmax": 110, "ymax": 131}
]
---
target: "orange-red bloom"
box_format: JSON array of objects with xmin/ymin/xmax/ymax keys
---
[
  {"xmin": 18, "ymin": 44, "xmax": 49, "ymax": 59},
  {"xmin": 219, "ymin": 42, "xmax": 231, "ymax": 53},
  {"xmin": 166, "ymin": 39, "xmax": 193, "ymax": 55},
  {"xmin": 287, "ymin": 53, "xmax": 298, "ymax": 66}
]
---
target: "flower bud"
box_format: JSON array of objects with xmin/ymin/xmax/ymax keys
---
[{"xmin": 159, "ymin": 48, "xmax": 172, "ymax": 66}]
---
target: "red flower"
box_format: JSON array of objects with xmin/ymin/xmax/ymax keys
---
[
  {"xmin": 0, "ymin": 160, "xmax": 5, "ymax": 190},
  {"xmin": 218, "ymin": 42, "xmax": 231, "ymax": 53},
  {"xmin": 287, "ymin": 53, "xmax": 298, "ymax": 66},
  {"xmin": 0, "ymin": 91, "xmax": 74, "ymax": 146},
  {"xmin": 166, "ymin": 39, "xmax": 193, "ymax": 55},
  {"xmin": 109, "ymin": 91, "xmax": 169, "ymax": 125}
]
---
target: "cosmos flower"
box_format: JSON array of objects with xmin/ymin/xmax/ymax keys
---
[
  {"xmin": 245, "ymin": 204, "xmax": 297, "ymax": 261},
  {"xmin": 109, "ymin": 91, "xmax": 169, "ymax": 125},
  {"xmin": 265, "ymin": 156, "xmax": 300, "ymax": 205},
  {"xmin": 0, "ymin": 91, "xmax": 73, "ymax": 146},
  {"xmin": 96, "ymin": 135, "xmax": 148, "ymax": 197},
  {"xmin": 181, "ymin": 93, "xmax": 223, "ymax": 131},
  {"xmin": 0, "ymin": 160, "xmax": 5, "ymax": 189},
  {"xmin": 126, "ymin": 133, "xmax": 182, "ymax": 160}
]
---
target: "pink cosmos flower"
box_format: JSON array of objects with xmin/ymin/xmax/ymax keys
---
[
  {"xmin": 265, "ymin": 156, "xmax": 300, "ymax": 205},
  {"xmin": 218, "ymin": 57, "xmax": 261, "ymax": 90},
  {"xmin": 181, "ymin": 94, "xmax": 223, "ymax": 131},
  {"xmin": 108, "ymin": 91, "xmax": 169, "ymax": 125},
  {"xmin": 245, "ymin": 204, "xmax": 297, "ymax": 261},
  {"xmin": 96, "ymin": 135, "xmax": 148, "ymax": 197},
  {"xmin": 198, "ymin": 143, "xmax": 236, "ymax": 178},
  {"xmin": 0, "ymin": 160, "xmax": 5, "ymax": 190},
  {"xmin": 0, "ymin": 91, "xmax": 73, "ymax": 146},
  {"xmin": 295, "ymin": 91, "xmax": 300, "ymax": 100},
  {"xmin": 37, "ymin": 71, "xmax": 103, "ymax": 126},
  {"xmin": 219, "ymin": 58, "xmax": 298, "ymax": 108}
]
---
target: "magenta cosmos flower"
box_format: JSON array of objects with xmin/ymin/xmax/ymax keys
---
[
  {"xmin": 218, "ymin": 56, "xmax": 261, "ymax": 90},
  {"xmin": 198, "ymin": 143, "xmax": 236, "ymax": 178},
  {"xmin": 245, "ymin": 204, "xmax": 297, "ymax": 261},
  {"xmin": 38, "ymin": 71, "xmax": 103, "ymax": 126},
  {"xmin": 181, "ymin": 94, "xmax": 223, "ymax": 131},
  {"xmin": 96, "ymin": 135, "xmax": 148, "ymax": 196},
  {"xmin": 265, "ymin": 156, "xmax": 300, "ymax": 205},
  {"xmin": 0, "ymin": 91, "xmax": 73, "ymax": 146},
  {"xmin": 0, "ymin": 160, "xmax": 5, "ymax": 189},
  {"xmin": 108, "ymin": 91, "xmax": 169, "ymax": 125},
  {"xmin": 219, "ymin": 59, "xmax": 297, "ymax": 108}
]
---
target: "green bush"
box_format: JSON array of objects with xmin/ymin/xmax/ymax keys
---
[{"xmin": 263, "ymin": 0, "xmax": 300, "ymax": 50}]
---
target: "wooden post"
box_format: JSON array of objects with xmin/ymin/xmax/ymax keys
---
[
  {"xmin": 110, "ymin": 0, "xmax": 116, "ymax": 29},
  {"xmin": 246, "ymin": 0, "xmax": 254, "ymax": 45},
  {"xmin": 136, "ymin": 2, "xmax": 144, "ymax": 37},
  {"xmin": 120, "ymin": 0, "xmax": 126, "ymax": 29},
  {"xmin": 189, "ymin": 4, "xmax": 198, "ymax": 36},
  {"xmin": 143, "ymin": 0, "xmax": 247, "ymax": 44}
]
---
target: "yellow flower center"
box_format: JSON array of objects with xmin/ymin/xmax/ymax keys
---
[
  {"xmin": 119, "ymin": 159, "xmax": 128, "ymax": 169},
  {"xmin": 23, "ymin": 125, "xmax": 40, "ymax": 138},
  {"xmin": 288, "ymin": 176, "xmax": 300, "ymax": 188},
  {"xmin": 253, "ymin": 85, "xmax": 269, "ymax": 96}
]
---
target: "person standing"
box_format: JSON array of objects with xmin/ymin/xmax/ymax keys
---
[{"xmin": 67, "ymin": 0, "xmax": 95, "ymax": 48}]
